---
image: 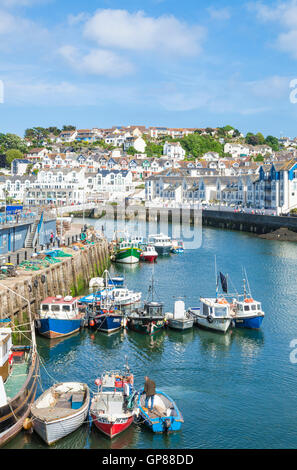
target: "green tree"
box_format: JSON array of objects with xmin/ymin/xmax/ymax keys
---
[
  {"xmin": 265, "ymin": 135, "xmax": 279, "ymax": 151},
  {"xmin": 5, "ymin": 149, "xmax": 23, "ymax": 165},
  {"xmin": 180, "ymin": 134, "xmax": 223, "ymax": 158}
]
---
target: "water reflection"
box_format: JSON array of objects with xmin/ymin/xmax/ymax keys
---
[
  {"xmin": 165, "ymin": 327, "xmax": 195, "ymax": 345},
  {"xmin": 197, "ymin": 328, "xmax": 234, "ymax": 356},
  {"xmin": 126, "ymin": 329, "xmax": 166, "ymax": 357},
  {"xmin": 89, "ymin": 329, "xmax": 126, "ymax": 351}
]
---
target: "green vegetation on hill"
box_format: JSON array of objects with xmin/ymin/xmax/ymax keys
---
[{"xmin": 180, "ymin": 134, "xmax": 224, "ymax": 158}]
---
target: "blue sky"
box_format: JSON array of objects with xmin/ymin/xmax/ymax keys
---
[{"xmin": 1, "ymin": 0, "xmax": 297, "ymax": 137}]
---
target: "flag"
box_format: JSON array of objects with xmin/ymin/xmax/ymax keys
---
[{"xmin": 220, "ymin": 272, "xmax": 228, "ymax": 293}]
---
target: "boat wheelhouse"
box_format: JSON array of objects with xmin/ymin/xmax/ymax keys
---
[{"xmin": 36, "ymin": 296, "xmax": 83, "ymax": 339}]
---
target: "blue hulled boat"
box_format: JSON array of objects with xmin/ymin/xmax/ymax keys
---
[
  {"xmin": 136, "ymin": 388, "xmax": 183, "ymax": 433},
  {"xmin": 36, "ymin": 296, "xmax": 84, "ymax": 339}
]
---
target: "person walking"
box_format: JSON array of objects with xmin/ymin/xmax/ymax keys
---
[
  {"xmin": 50, "ymin": 231, "xmax": 54, "ymax": 245},
  {"xmin": 144, "ymin": 376, "xmax": 156, "ymax": 412}
]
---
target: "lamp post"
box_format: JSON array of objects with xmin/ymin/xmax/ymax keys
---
[{"xmin": 0, "ymin": 282, "xmax": 36, "ymax": 350}]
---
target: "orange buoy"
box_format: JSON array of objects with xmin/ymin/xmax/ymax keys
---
[
  {"xmin": 23, "ymin": 418, "xmax": 33, "ymax": 430},
  {"xmin": 89, "ymin": 319, "xmax": 95, "ymax": 327}
]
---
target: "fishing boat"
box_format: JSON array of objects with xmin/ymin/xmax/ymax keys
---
[
  {"xmin": 231, "ymin": 298, "xmax": 265, "ymax": 329},
  {"xmin": 189, "ymin": 297, "xmax": 233, "ymax": 333},
  {"xmin": 85, "ymin": 271, "xmax": 126, "ymax": 333},
  {"xmin": 36, "ymin": 295, "xmax": 84, "ymax": 339},
  {"xmin": 171, "ymin": 240, "xmax": 184, "ymax": 254},
  {"xmin": 136, "ymin": 389, "xmax": 183, "ymax": 433},
  {"xmin": 89, "ymin": 275, "xmax": 124, "ymax": 288},
  {"xmin": 90, "ymin": 365, "xmax": 136, "ymax": 439},
  {"xmin": 80, "ymin": 287, "xmax": 142, "ymax": 307},
  {"xmin": 113, "ymin": 232, "xmax": 142, "ymax": 264},
  {"xmin": 31, "ymin": 382, "xmax": 90, "ymax": 445},
  {"xmin": 0, "ymin": 317, "xmax": 39, "ymax": 447},
  {"xmin": 165, "ymin": 300, "xmax": 193, "ymax": 331},
  {"xmin": 140, "ymin": 245, "xmax": 158, "ymax": 263},
  {"xmin": 148, "ymin": 234, "xmax": 172, "ymax": 256},
  {"xmin": 126, "ymin": 275, "xmax": 165, "ymax": 335}
]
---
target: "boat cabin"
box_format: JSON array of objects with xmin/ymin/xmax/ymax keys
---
[
  {"xmin": 143, "ymin": 301, "xmax": 164, "ymax": 318},
  {"xmin": 40, "ymin": 296, "xmax": 79, "ymax": 319},
  {"xmin": 234, "ymin": 299, "xmax": 263, "ymax": 317},
  {"xmin": 200, "ymin": 298, "xmax": 231, "ymax": 319}
]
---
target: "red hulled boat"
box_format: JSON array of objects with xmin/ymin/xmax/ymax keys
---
[
  {"xmin": 140, "ymin": 245, "xmax": 158, "ymax": 263},
  {"xmin": 90, "ymin": 368, "xmax": 135, "ymax": 439}
]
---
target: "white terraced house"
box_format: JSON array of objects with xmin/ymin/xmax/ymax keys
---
[{"xmin": 163, "ymin": 141, "xmax": 186, "ymax": 160}]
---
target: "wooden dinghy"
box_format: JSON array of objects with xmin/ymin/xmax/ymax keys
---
[
  {"xmin": 136, "ymin": 388, "xmax": 183, "ymax": 433},
  {"xmin": 31, "ymin": 382, "xmax": 90, "ymax": 445}
]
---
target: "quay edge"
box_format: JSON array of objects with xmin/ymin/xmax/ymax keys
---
[{"xmin": 0, "ymin": 238, "xmax": 110, "ymax": 324}]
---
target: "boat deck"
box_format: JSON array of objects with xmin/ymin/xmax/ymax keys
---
[
  {"xmin": 4, "ymin": 362, "xmax": 29, "ymax": 400},
  {"xmin": 32, "ymin": 406, "xmax": 77, "ymax": 421}
]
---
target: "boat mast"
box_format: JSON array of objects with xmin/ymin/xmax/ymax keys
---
[{"xmin": 215, "ymin": 255, "xmax": 218, "ymax": 299}]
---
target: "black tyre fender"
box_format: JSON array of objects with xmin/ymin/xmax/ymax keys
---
[
  {"xmin": 33, "ymin": 279, "xmax": 38, "ymax": 288},
  {"xmin": 41, "ymin": 274, "xmax": 46, "ymax": 284},
  {"xmin": 207, "ymin": 315, "xmax": 214, "ymax": 324}
]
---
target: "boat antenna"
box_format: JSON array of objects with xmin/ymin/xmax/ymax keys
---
[{"xmin": 244, "ymin": 267, "xmax": 252, "ymax": 297}]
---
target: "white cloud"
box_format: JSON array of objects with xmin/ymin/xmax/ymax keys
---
[
  {"xmin": 83, "ymin": 9, "xmax": 205, "ymax": 56},
  {"xmin": 59, "ymin": 45, "xmax": 134, "ymax": 77},
  {"xmin": 207, "ymin": 6, "xmax": 231, "ymax": 21},
  {"xmin": 248, "ymin": 1, "xmax": 297, "ymax": 57}
]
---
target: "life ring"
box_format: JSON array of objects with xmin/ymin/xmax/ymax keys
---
[
  {"xmin": 207, "ymin": 315, "xmax": 214, "ymax": 324},
  {"xmin": 218, "ymin": 298, "xmax": 228, "ymax": 304},
  {"xmin": 244, "ymin": 298, "xmax": 254, "ymax": 303},
  {"xmin": 41, "ymin": 275, "xmax": 46, "ymax": 284}
]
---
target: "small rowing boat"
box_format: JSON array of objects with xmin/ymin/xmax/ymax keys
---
[
  {"xmin": 136, "ymin": 389, "xmax": 183, "ymax": 433},
  {"xmin": 31, "ymin": 382, "xmax": 90, "ymax": 445}
]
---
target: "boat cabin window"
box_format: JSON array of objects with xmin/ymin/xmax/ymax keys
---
[
  {"xmin": 237, "ymin": 304, "xmax": 244, "ymax": 312},
  {"xmin": 202, "ymin": 303, "xmax": 209, "ymax": 316},
  {"xmin": 62, "ymin": 305, "xmax": 71, "ymax": 312},
  {"xmin": 42, "ymin": 304, "xmax": 49, "ymax": 311},
  {"xmin": 214, "ymin": 307, "xmax": 227, "ymax": 316},
  {"xmin": 244, "ymin": 305, "xmax": 250, "ymax": 311},
  {"xmin": 51, "ymin": 305, "xmax": 60, "ymax": 312},
  {"xmin": 257, "ymin": 304, "xmax": 261, "ymax": 310},
  {"xmin": 251, "ymin": 304, "xmax": 256, "ymax": 310}
]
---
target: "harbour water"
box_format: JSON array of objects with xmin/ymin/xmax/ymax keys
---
[{"xmin": 5, "ymin": 219, "xmax": 297, "ymax": 449}]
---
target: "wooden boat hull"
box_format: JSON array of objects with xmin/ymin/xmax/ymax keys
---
[
  {"xmin": 91, "ymin": 413, "xmax": 133, "ymax": 439},
  {"xmin": 0, "ymin": 350, "xmax": 39, "ymax": 447},
  {"xmin": 32, "ymin": 392, "xmax": 90, "ymax": 445}
]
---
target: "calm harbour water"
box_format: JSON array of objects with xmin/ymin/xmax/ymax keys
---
[{"xmin": 5, "ymin": 218, "xmax": 297, "ymax": 449}]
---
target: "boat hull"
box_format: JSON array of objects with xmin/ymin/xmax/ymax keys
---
[
  {"xmin": 154, "ymin": 245, "xmax": 171, "ymax": 256},
  {"xmin": 168, "ymin": 319, "xmax": 194, "ymax": 330},
  {"xmin": 36, "ymin": 318, "xmax": 82, "ymax": 338},
  {"xmin": 141, "ymin": 254, "xmax": 158, "ymax": 263},
  {"xmin": 91, "ymin": 413, "xmax": 133, "ymax": 439},
  {"xmin": 115, "ymin": 247, "xmax": 141, "ymax": 264},
  {"xmin": 92, "ymin": 314, "xmax": 123, "ymax": 333},
  {"xmin": 233, "ymin": 315, "xmax": 264, "ymax": 329},
  {"xmin": 32, "ymin": 398, "xmax": 89, "ymax": 445},
  {"xmin": 127, "ymin": 318, "xmax": 165, "ymax": 335},
  {"xmin": 0, "ymin": 351, "xmax": 39, "ymax": 447}
]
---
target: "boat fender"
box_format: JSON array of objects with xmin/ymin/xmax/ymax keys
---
[
  {"xmin": 33, "ymin": 279, "xmax": 38, "ymax": 288},
  {"xmin": 28, "ymin": 284, "xmax": 32, "ymax": 293},
  {"xmin": 207, "ymin": 315, "xmax": 214, "ymax": 324},
  {"xmin": 23, "ymin": 418, "xmax": 33, "ymax": 431},
  {"xmin": 35, "ymin": 319, "xmax": 41, "ymax": 330},
  {"xmin": 41, "ymin": 274, "xmax": 46, "ymax": 284}
]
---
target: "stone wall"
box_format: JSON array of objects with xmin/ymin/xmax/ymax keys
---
[{"xmin": 0, "ymin": 239, "xmax": 110, "ymax": 322}]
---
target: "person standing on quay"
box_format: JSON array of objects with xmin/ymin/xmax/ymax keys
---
[{"xmin": 144, "ymin": 376, "xmax": 156, "ymax": 412}]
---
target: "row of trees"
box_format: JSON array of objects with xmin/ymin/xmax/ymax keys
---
[{"xmin": 245, "ymin": 132, "xmax": 279, "ymax": 151}]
